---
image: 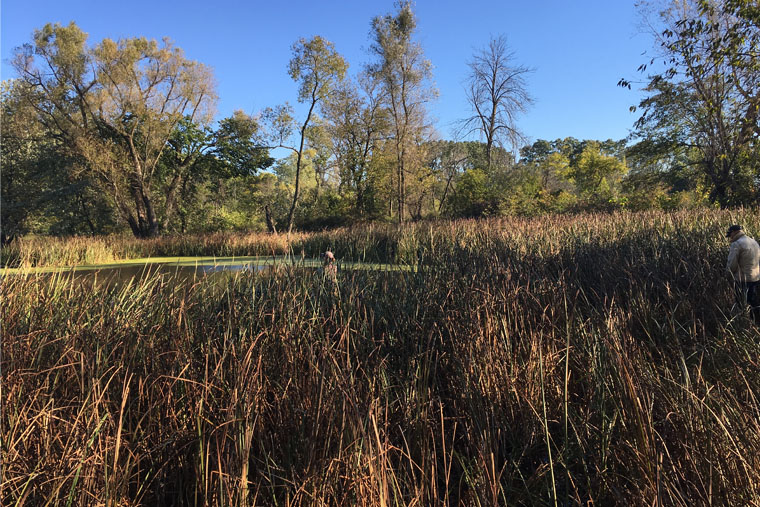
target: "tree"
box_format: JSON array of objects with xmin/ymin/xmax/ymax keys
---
[
  {"xmin": 422, "ymin": 139, "xmax": 507, "ymax": 216},
  {"xmin": 323, "ymin": 73, "xmax": 389, "ymax": 217},
  {"xmin": 516, "ymin": 138, "xmax": 629, "ymax": 211},
  {"xmin": 12, "ymin": 22, "xmax": 217, "ymax": 237},
  {"xmin": 460, "ymin": 35, "xmax": 533, "ymax": 170},
  {"xmin": 2, "ymin": 80, "xmax": 47, "ymax": 243},
  {"xmin": 623, "ymin": 0, "xmax": 760, "ymax": 206},
  {"xmin": 1, "ymin": 79, "xmax": 120, "ymax": 242},
  {"xmin": 426, "ymin": 140, "xmax": 480, "ymax": 213},
  {"xmin": 267, "ymin": 36, "xmax": 347, "ymax": 234},
  {"xmin": 159, "ymin": 111, "xmax": 273, "ymax": 232},
  {"xmin": 369, "ymin": 1, "xmax": 436, "ymax": 223},
  {"xmin": 621, "ymin": 131, "xmax": 709, "ymax": 210},
  {"xmin": 536, "ymin": 152, "xmax": 572, "ymax": 192},
  {"xmin": 568, "ymin": 142, "xmax": 628, "ymax": 201},
  {"xmin": 447, "ymin": 168, "xmax": 490, "ymax": 218},
  {"xmin": 213, "ymin": 111, "xmax": 274, "ymax": 178},
  {"xmin": 305, "ymin": 120, "xmax": 334, "ymax": 195}
]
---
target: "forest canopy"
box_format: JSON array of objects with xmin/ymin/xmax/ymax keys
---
[{"xmin": 2, "ymin": 0, "xmax": 758, "ymax": 242}]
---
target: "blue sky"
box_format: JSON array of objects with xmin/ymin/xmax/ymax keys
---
[{"xmin": 1, "ymin": 0, "xmax": 651, "ymax": 147}]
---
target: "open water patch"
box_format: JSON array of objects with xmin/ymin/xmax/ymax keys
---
[{"xmin": 2, "ymin": 256, "xmax": 413, "ymax": 289}]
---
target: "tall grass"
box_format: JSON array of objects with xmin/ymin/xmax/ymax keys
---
[
  {"xmin": 0, "ymin": 231, "xmax": 300, "ymax": 268},
  {"xmin": 2, "ymin": 209, "xmax": 759, "ymax": 505},
  {"xmin": 4, "ymin": 208, "xmax": 759, "ymax": 269}
]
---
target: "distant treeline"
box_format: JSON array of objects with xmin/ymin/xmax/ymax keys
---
[{"xmin": 2, "ymin": 0, "xmax": 758, "ymax": 242}]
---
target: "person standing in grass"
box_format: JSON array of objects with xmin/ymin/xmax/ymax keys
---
[
  {"xmin": 726, "ymin": 224, "xmax": 760, "ymax": 324},
  {"xmin": 321, "ymin": 250, "xmax": 337, "ymax": 283}
]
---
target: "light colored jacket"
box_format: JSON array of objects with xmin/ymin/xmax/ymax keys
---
[{"xmin": 727, "ymin": 232, "xmax": 760, "ymax": 282}]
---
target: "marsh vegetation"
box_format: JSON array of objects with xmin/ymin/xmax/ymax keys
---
[{"xmin": 3, "ymin": 210, "xmax": 759, "ymax": 505}]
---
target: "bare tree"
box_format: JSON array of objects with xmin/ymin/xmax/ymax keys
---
[{"xmin": 460, "ymin": 35, "xmax": 533, "ymax": 170}]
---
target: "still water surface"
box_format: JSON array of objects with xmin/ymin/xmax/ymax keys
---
[
  {"xmin": 5, "ymin": 256, "xmax": 405, "ymax": 288},
  {"xmin": 81, "ymin": 260, "xmax": 273, "ymax": 288}
]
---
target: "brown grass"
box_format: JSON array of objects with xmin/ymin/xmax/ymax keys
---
[{"xmin": 2, "ymin": 209, "xmax": 759, "ymax": 505}]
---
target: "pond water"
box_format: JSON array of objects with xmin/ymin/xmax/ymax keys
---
[
  {"xmin": 4, "ymin": 257, "xmax": 296, "ymax": 288},
  {"xmin": 3, "ymin": 256, "xmax": 408, "ymax": 289},
  {"xmin": 78, "ymin": 261, "xmax": 273, "ymax": 288}
]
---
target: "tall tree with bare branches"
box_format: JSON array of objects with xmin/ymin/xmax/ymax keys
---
[{"xmin": 461, "ymin": 35, "xmax": 532, "ymax": 170}]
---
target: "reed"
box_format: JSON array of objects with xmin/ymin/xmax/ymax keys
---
[
  {"xmin": 2, "ymin": 209, "xmax": 759, "ymax": 505},
  {"xmin": 5, "ymin": 208, "xmax": 758, "ymax": 269}
]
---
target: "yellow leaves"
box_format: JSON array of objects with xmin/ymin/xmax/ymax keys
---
[
  {"xmin": 98, "ymin": 38, "xmax": 118, "ymax": 60},
  {"xmin": 571, "ymin": 143, "xmax": 629, "ymax": 195},
  {"xmin": 545, "ymin": 152, "xmax": 571, "ymax": 180},
  {"xmin": 289, "ymin": 36, "xmax": 348, "ymax": 104},
  {"xmin": 93, "ymin": 35, "xmax": 216, "ymax": 128},
  {"xmin": 33, "ymin": 22, "xmax": 89, "ymax": 74}
]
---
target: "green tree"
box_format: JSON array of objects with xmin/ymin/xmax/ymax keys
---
[
  {"xmin": 159, "ymin": 112, "xmax": 273, "ymax": 232},
  {"xmin": 624, "ymin": 0, "xmax": 760, "ymax": 205},
  {"xmin": 1, "ymin": 80, "xmax": 50, "ymax": 243},
  {"xmin": 323, "ymin": 74, "xmax": 389, "ymax": 217},
  {"xmin": 447, "ymin": 168, "xmax": 490, "ymax": 218},
  {"xmin": 519, "ymin": 138, "xmax": 627, "ymax": 210},
  {"xmin": 621, "ymin": 133, "xmax": 708, "ymax": 211},
  {"xmin": 1, "ymin": 79, "xmax": 118, "ymax": 242},
  {"xmin": 12, "ymin": 22, "xmax": 217, "ymax": 237},
  {"xmin": 267, "ymin": 36, "xmax": 347, "ymax": 234},
  {"xmin": 426, "ymin": 140, "xmax": 479, "ymax": 214},
  {"xmin": 369, "ymin": 1, "xmax": 436, "ymax": 223},
  {"xmin": 568, "ymin": 142, "xmax": 628, "ymax": 203}
]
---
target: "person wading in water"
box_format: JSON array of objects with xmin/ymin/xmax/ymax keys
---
[{"xmin": 726, "ymin": 224, "xmax": 760, "ymax": 324}]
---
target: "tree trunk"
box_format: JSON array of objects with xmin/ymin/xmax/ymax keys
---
[
  {"xmin": 163, "ymin": 167, "xmax": 191, "ymax": 233},
  {"xmin": 286, "ymin": 88, "xmax": 319, "ymax": 234},
  {"xmin": 397, "ymin": 142, "xmax": 405, "ymax": 224},
  {"xmin": 78, "ymin": 194, "xmax": 97, "ymax": 234},
  {"xmin": 265, "ymin": 205, "xmax": 277, "ymax": 234},
  {"xmin": 143, "ymin": 190, "xmax": 160, "ymax": 237},
  {"xmin": 356, "ymin": 183, "xmax": 365, "ymax": 217},
  {"xmin": 485, "ymin": 136, "xmax": 493, "ymax": 171},
  {"xmin": 125, "ymin": 214, "xmax": 141, "ymax": 237},
  {"xmin": 438, "ymin": 172, "xmax": 455, "ymax": 214},
  {"xmin": 111, "ymin": 181, "xmax": 141, "ymax": 237},
  {"xmin": 1, "ymin": 231, "xmax": 15, "ymax": 247},
  {"xmin": 126, "ymin": 177, "xmax": 159, "ymax": 238},
  {"xmin": 125, "ymin": 136, "xmax": 160, "ymax": 237},
  {"xmin": 286, "ymin": 150, "xmax": 303, "ymax": 234}
]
